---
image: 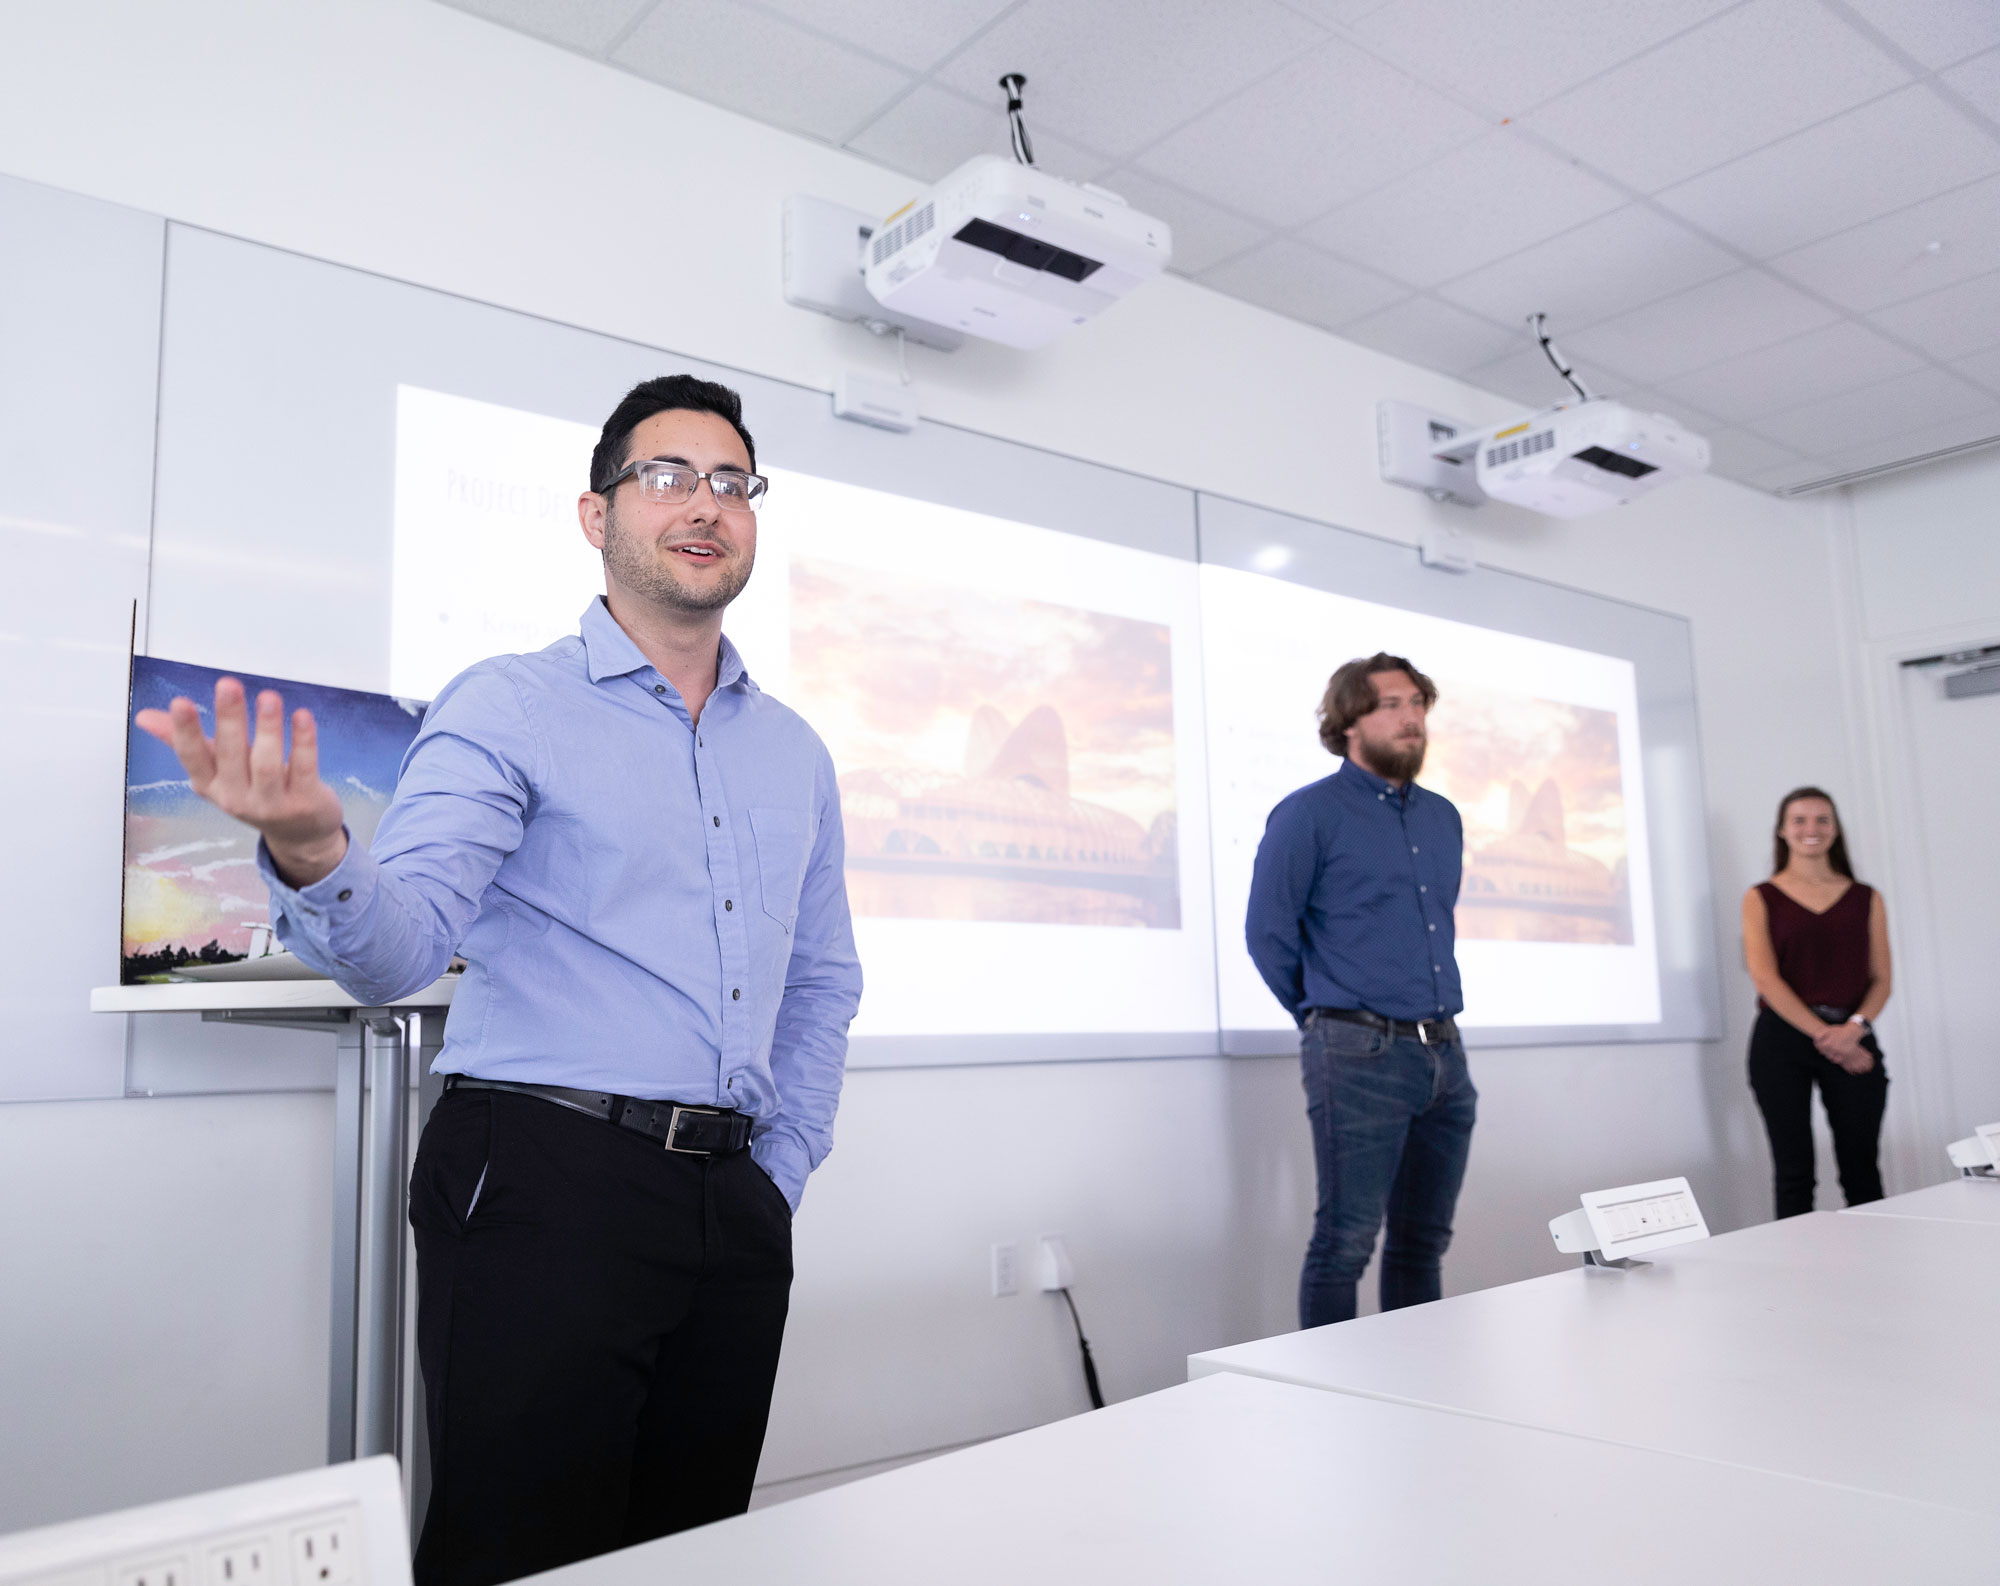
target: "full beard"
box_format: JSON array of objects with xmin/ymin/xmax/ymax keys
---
[
  {"xmin": 601, "ymin": 503, "xmax": 753, "ymax": 612},
  {"xmin": 1363, "ymin": 736, "xmax": 1427, "ymax": 782}
]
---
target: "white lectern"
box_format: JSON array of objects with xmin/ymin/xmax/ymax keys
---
[{"xmin": 90, "ymin": 978, "xmax": 455, "ymax": 1479}]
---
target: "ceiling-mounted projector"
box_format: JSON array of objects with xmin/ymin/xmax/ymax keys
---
[
  {"xmin": 864, "ymin": 153, "xmax": 1171, "ymax": 350},
  {"xmin": 1378, "ymin": 315, "xmax": 1709, "ymax": 519}
]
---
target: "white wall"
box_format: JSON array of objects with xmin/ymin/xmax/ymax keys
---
[{"xmin": 0, "ymin": 0, "xmax": 1862, "ymax": 1533}]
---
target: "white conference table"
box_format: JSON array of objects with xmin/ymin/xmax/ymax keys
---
[
  {"xmin": 522, "ymin": 1372, "xmax": 1995, "ymax": 1586},
  {"xmin": 1190, "ymin": 1210, "xmax": 2000, "ymax": 1513},
  {"xmin": 1845, "ymin": 1177, "xmax": 2000, "ymax": 1226}
]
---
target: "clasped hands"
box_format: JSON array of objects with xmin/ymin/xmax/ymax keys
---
[
  {"xmin": 135, "ymin": 677, "xmax": 351, "ymax": 889},
  {"xmin": 1813, "ymin": 1019, "xmax": 1875, "ymax": 1074}
]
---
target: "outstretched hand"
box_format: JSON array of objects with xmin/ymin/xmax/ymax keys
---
[{"xmin": 135, "ymin": 677, "xmax": 349, "ymax": 888}]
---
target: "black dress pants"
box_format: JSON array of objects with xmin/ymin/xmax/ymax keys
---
[
  {"xmin": 408, "ymin": 1087, "xmax": 793, "ymax": 1586},
  {"xmin": 1747, "ymin": 1008, "xmax": 1888, "ymax": 1220}
]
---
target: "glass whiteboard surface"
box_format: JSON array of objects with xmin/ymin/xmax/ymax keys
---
[
  {"xmin": 1198, "ymin": 493, "xmax": 1722, "ymax": 1052},
  {"xmin": 151, "ymin": 226, "xmax": 1208, "ymax": 1064}
]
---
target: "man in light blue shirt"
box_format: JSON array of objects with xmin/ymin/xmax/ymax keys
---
[{"xmin": 137, "ymin": 375, "xmax": 861, "ymax": 1586}]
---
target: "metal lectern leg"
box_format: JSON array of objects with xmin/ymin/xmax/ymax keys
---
[
  {"xmin": 358, "ymin": 1012, "xmax": 411, "ymax": 1460},
  {"xmin": 328, "ymin": 1016, "xmax": 364, "ymax": 1464}
]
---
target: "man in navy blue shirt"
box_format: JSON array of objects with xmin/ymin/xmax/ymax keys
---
[{"xmin": 1246, "ymin": 652, "xmax": 1475, "ymax": 1329}]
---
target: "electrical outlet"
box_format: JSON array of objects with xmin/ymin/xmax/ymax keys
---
[
  {"xmin": 208, "ymin": 1536, "xmax": 275, "ymax": 1586},
  {"xmin": 289, "ymin": 1517, "xmax": 357, "ymax": 1586},
  {"xmin": 116, "ymin": 1559, "xmax": 188, "ymax": 1586},
  {"xmin": 990, "ymin": 1242, "xmax": 1019, "ymax": 1297}
]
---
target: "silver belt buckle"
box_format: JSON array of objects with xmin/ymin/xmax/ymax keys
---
[
  {"xmin": 662, "ymin": 1102, "xmax": 721, "ymax": 1153},
  {"xmin": 1417, "ymin": 1019, "xmax": 1441, "ymax": 1046}
]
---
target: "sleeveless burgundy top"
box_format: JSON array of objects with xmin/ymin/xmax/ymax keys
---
[{"xmin": 1757, "ymin": 880, "xmax": 1873, "ymax": 1011}]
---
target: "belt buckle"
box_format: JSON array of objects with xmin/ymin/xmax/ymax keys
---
[
  {"xmin": 1416, "ymin": 1019, "xmax": 1441, "ymax": 1046},
  {"xmin": 662, "ymin": 1102, "xmax": 721, "ymax": 1154}
]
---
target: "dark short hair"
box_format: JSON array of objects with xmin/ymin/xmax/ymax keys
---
[
  {"xmin": 1772, "ymin": 786, "xmax": 1855, "ymax": 879},
  {"xmin": 1317, "ymin": 652, "xmax": 1438, "ymax": 757},
  {"xmin": 589, "ymin": 374, "xmax": 756, "ymax": 493}
]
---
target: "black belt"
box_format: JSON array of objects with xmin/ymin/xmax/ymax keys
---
[
  {"xmin": 1306, "ymin": 1006, "xmax": 1459, "ymax": 1046},
  {"xmin": 444, "ymin": 1075, "xmax": 753, "ymax": 1154}
]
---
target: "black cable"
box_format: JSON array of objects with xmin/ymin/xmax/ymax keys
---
[
  {"xmin": 1529, "ymin": 312, "xmax": 1590, "ymax": 403},
  {"xmin": 1056, "ymin": 1286, "xmax": 1105, "ymax": 1409},
  {"xmin": 1000, "ymin": 73, "xmax": 1035, "ymax": 167}
]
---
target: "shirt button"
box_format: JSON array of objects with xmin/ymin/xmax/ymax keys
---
[
  {"xmin": 1412, "ymin": 845, "xmax": 1419, "ymax": 853},
  {"xmin": 725, "ymin": 899, "xmax": 733, "ymax": 911},
  {"xmin": 713, "ymin": 815, "xmax": 721, "ymax": 827},
  {"xmin": 654, "ymin": 684, "xmax": 666, "ymax": 694},
  {"xmin": 337, "ymin": 889, "xmax": 353, "ymax": 902},
  {"xmin": 1419, "ymin": 885, "xmax": 1427, "ymax": 893},
  {"xmin": 1433, "ymin": 964, "xmax": 1442, "ymax": 972},
  {"xmin": 732, "ymin": 988, "xmax": 741, "ymax": 1001}
]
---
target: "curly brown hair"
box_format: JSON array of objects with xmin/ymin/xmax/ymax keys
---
[{"xmin": 1317, "ymin": 653, "xmax": 1438, "ymax": 757}]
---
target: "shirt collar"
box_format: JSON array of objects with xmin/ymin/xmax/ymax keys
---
[
  {"xmin": 578, "ymin": 596, "xmax": 756, "ymax": 693},
  {"xmin": 1338, "ymin": 757, "xmax": 1410, "ymax": 800}
]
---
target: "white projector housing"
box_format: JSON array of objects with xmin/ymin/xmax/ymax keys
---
[
  {"xmin": 1473, "ymin": 399, "xmax": 1710, "ymax": 518},
  {"xmin": 864, "ymin": 156, "xmax": 1171, "ymax": 350}
]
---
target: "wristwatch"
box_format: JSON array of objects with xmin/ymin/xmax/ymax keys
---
[{"xmin": 1847, "ymin": 1014, "xmax": 1873, "ymax": 1035}]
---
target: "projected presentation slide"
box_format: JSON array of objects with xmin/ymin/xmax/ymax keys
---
[
  {"xmin": 390, "ymin": 386, "xmax": 1218, "ymax": 1044},
  {"xmin": 1202, "ymin": 563, "xmax": 1661, "ymax": 1033}
]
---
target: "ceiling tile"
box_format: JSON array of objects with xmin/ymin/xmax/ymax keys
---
[
  {"xmin": 434, "ymin": 0, "xmax": 655, "ymax": 53},
  {"xmin": 1745, "ymin": 455, "xmax": 1840, "ymax": 491},
  {"xmin": 1198, "ymin": 238, "xmax": 1408, "ymax": 332},
  {"xmin": 1654, "ymin": 85, "xmax": 2000, "ymax": 259},
  {"xmin": 1654, "ymin": 320, "xmax": 1927, "ymax": 423},
  {"xmin": 1302, "ymin": 131, "xmax": 1625, "ymax": 287},
  {"xmin": 1768, "ymin": 171, "xmax": 2000, "ymax": 310},
  {"xmin": 1750, "ymin": 365, "xmax": 1992, "ymax": 455},
  {"xmin": 1084, "ymin": 169, "xmax": 1272, "ymax": 276},
  {"xmin": 1523, "ymin": 0, "xmax": 1911, "ymax": 193},
  {"xmin": 1564, "ymin": 268, "xmax": 1840, "ymax": 381},
  {"xmin": 613, "ymin": 0, "xmax": 911, "ymax": 143},
  {"xmin": 1275, "ymin": 0, "xmax": 1399, "ymax": 25},
  {"xmin": 844, "ymin": 84, "xmax": 1109, "ymax": 185},
  {"xmin": 1837, "ymin": 0, "xmax": 2000, "ymax": 70},
  {"xmin": 1956, "ymin": 344, "xmax": 2000, "ymax": 396},
  {"xmin": 1131, "ymin": 37, "xmax": 1490, "ymax": 228},
  {"xmin": 1941, "ymin": 47, "xmax": 2000, "ymax": 121},
  {"xmin": 1814, "ymin": 402, "xmax": 2000, "ymax": 476},
  {"xmin": 933, "ymin": 0, "xmax": 1328, "ymax": 160},
  {"xmin": 1868, "ymin": 266, "xmax": 2000, "ymax": 359},
  {"xmin": 1336, "ymin": 295, "xmax": 1524, "ymax": 374},
  {"xmin": 1461, "ymin": 342, "xmax": 1639, "ymax": 410},
  {"xmin": 1435, "ymin": 204, "xmax": 1738, "ymax": 332},
  {"xmin": 1348, "ymin": 0, "xmax": 1738, "ymax": 116},
  {"xmin": 752, "ymin": 0, "xmax": 1013, "ymax": 73},
  {"xmin": 1701, "ymin": 426, "xmax": 1810, "ymax": 480}
]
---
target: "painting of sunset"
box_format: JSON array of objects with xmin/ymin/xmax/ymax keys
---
[
  {"xmin": 1423, "ymin": 682, "xmax": 1634, "ymax": 946},
  {"xmin": 121, "ymin": 657, "xmax": 427, "ymax": 982},
  {"xmin": 788, "ymin": 557, "xmax": 1180, "ymax": 928}
]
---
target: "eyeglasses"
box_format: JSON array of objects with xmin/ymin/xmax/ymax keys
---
[{"xmin": 598, "ymin": 458, "xmax": 768, "ymax": 512}]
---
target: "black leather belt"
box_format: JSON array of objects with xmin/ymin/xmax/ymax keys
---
[
  {"xmin": 1306, "ymin": 1006, "xmax": 1459, "ymax": 1046},
  {"xmin": 444, "ymin": 1075, "xmax": 753, "ymax": 1154}
]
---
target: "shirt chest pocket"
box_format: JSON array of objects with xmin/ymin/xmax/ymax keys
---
[{"xmin": 749, "ymin": 807, "xmax": 809, "ymax": 930}]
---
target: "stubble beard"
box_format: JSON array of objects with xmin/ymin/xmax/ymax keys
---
[{"xmin": 601, "ymin": 500, "xmax": 753, "ymax": 613}]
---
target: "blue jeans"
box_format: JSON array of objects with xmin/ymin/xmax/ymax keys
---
[{"xmin": 1299, "ymin": 1015, "xmax": 1478, "ymax": 1329}]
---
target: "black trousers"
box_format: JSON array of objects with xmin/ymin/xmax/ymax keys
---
[
  {"xmin": 408, "ymin": 1088, "xmax": 793, "ymax": 1586},
  {"xmin": 1747, "ymin": 1008, "xmax": 1888, "ymax": 1220}
]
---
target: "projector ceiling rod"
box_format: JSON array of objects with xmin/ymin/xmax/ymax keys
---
[{"xmin": 1000, "ymin": 72, "xmax": 1036, "ymax": 167}]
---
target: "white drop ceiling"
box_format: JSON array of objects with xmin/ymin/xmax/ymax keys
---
[{"xmin": 435, "ymin": 0, "xmax": 2000, "ymax": 493}]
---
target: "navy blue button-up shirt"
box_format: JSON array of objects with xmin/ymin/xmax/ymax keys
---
[
  {"xmin": 1245, "ymin": 758, "xmax": 1464, "ymax": 1025},
  {"xmin": 258, "ymin": 598, "xmax": 862, "ymax": 1210}
]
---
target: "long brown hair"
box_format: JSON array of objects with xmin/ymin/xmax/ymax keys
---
[
  {"xmin": 1772, "ymin": 786, "xmax": 1854, "ymax": 879},
  {"xmin": 1317, "ymin": 653, "xmax": 1438, "ymax": 757}
]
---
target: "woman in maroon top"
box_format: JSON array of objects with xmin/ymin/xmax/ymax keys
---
[{"xmin": 1741, "ymin": 786, "xmax": 1893, "ymax": 1219}]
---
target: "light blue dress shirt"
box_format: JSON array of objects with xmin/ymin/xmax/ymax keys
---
[{"xmin": 259, "ymin": 597, "xmax": 863, "ymax": 1210}]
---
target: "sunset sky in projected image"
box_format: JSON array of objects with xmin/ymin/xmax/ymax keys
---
[
  {"xmin": 1425, "ymin": 682, "xmax": 1629, "ymax": 872},
  {"xmin": 788, "ymin": 558, "xmax": 1178, "ymax": 830}
]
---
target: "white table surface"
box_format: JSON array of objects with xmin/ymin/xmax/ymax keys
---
[
  {"xmin": 1846, "ymin": 1178, "xmax": 2000, "ymax": 1226},
  {"xmin": 1190, "ymin": 1211, "xmax": 2000, "ymax": 1513},
  {"xmin": 522, "ymin": 1372, "xmax": 1995, "ymax": 1586},
  {"xmin": 88, "ymin": 978, "xmax": 455, "ymax": 1013}
]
